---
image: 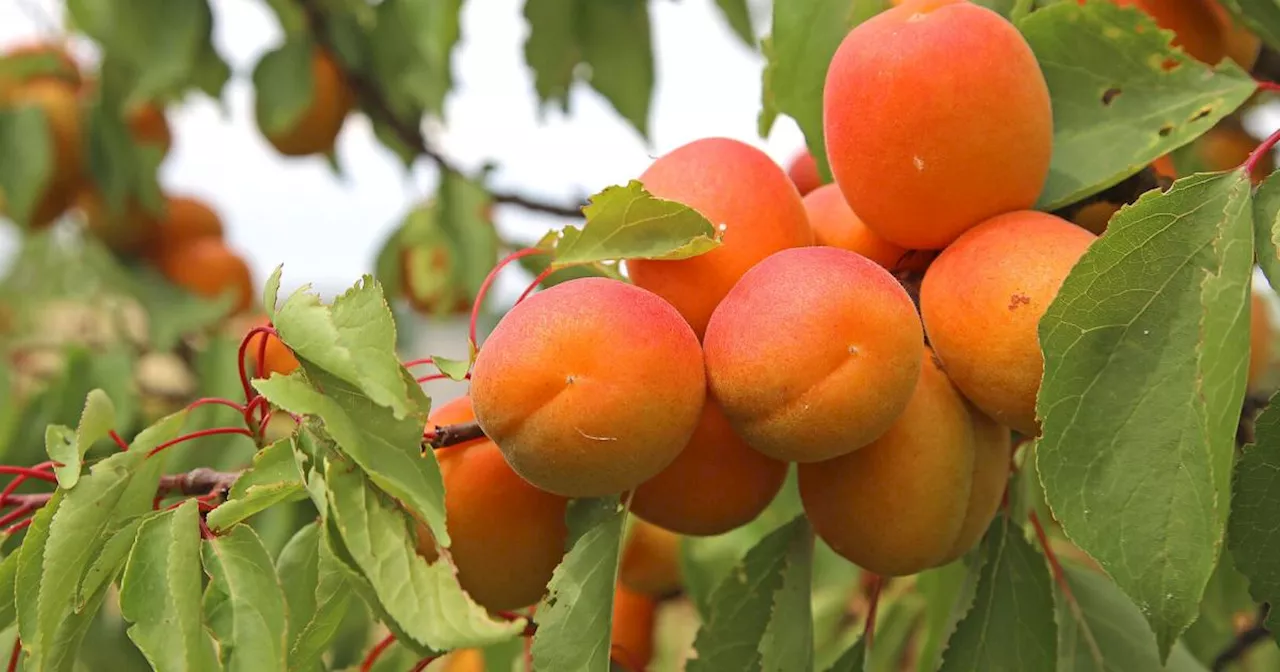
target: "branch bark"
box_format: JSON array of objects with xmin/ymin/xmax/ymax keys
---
[
  {"xmin": 1, "ymin": 467, "xmax": 243, "ymax": 510},
  {"xmin": 426, "ymin": 421, "xmax": 487, "ymax": 450},
  {"xmin": 1212, "ymin": 603, "xmax": 1272, "ymax": 671}
]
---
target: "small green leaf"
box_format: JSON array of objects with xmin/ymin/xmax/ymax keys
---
[
  {"xmin": 252, "ymin": 38, "xmax": 316, "ymax": 138},
  {"xmin": 1221, "ymin": 0, "xmax": 1280, "ymax": 53},
  {"xmin": 264, "ymin": 265, "xmax": 284, "ymax": 322},
  {"xmin": 0, "ymin": 553, "xmax": 19, "ymax": 633},
  {"xmin": 1019, "ymin": 1, "xmax": 1257, "ymax": 209},
  {"xmin": 715, "ymin": 0, "xmax": 756, "ymax": 46},
  {"xmin": 430, "ymin": 354, "xmax": 472, "ymax": 382},
  {"xmin": 1227, "ymin": 392, "xmax": 1280, "ymax": 644},
  {"xmin": 825, "ymin": 639, "xmax": 865, "ymax": 672},
  {"xmin": 46, "ymin": 389, "xmax": 117, "ymax": 488},
  {"xmin": 206, "ymin": 439, "xmax": 306, "ymax": 532},
  {"xmin": 202, "ymin": 524, "xmax": 289, "ymax": 672},
  {"xmin": 43, "ymin": 426, "xmax": 76, "ymax": 488},
  {"xmin": 277, "ymin": 522, "xmax": 355, "ymax": 672},
  {"xmin": 938, "ymin": 515, "xmax": 1056, "ymax": 671},
  {"xmin": 914, "ymin": 559, "xmax": 979, "ymax": 672},
  {"xmin": 120, "ymin": 501, "xmax": 219, "ymax": 672},
  {"xmin": 0, "ymin": 107, "xmax": 52, "ymax": 228}
]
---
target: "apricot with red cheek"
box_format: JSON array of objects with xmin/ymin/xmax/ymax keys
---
[{"xmin": 787, "ymin": 149, "xmax": 822, "ymax": 196}]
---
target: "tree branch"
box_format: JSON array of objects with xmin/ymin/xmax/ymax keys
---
[
  {"xmin": 294, "ymin": 0, "xmax": 586, "ymax": 219},
  {"xmin": 425, "ymin": 421, "xmax": 487, "ymax": 451},
  {"xmin": 1212, "ymin": 603, "xmax": 1272, "ymax": 671},
  {"xmin": 1, "ymin": 467, "xmax": 243, "ymax": 510}
]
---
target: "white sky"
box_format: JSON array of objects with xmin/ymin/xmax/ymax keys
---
[{"xmin": 0, "ymin": 0, "xmax": 802, "ymax": 302}]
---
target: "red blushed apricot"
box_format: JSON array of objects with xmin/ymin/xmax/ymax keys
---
[
  {"xmin": 939, "ymin": 410, "xmax": 1013, "ymax": 564},
  {"xmin": 787, "ymin": 149, "xmax": 822, "ymax": 196},
  {"xmin": 610, "ymin": 585, "xmax": 658, "ymax": 671},
  {"xmin": 415, "ymin": 396, "xmax": 569, "ymax": 612},
  {"xmin": 798, "ymin": 348, "xmax": 976, "ymax": 577},
  {"xmin": 803, "ymin": 184, "xmax": 911, "ymax": 271},
  {"xmin": 920, "ymin": 211, "xmax": 1097, "ymax": 436},
  {"xmin": 824, "ymin": 0, "xmax": 1051, "ymax": 250},
  {"xmin": 627, "ymin": 138, "xmax": 813, "ymax": 338},
  {"xmin": 1108, "ymin": 0, "xmax": 1227, "ymax": 65},
  {"xmin": 703, "ymin": 247, "xmax": 923, "ymax": 462},
  {"xmin": 630, "ymin": 396, "xmax": 787, "ymax": 535},
  {"xmin": 619, "ymin": 518, "xmax": 683, "ymax": 597},
  {"xmin": 470, "ymin": 278, "xmax": 706, "ymax": 497}
]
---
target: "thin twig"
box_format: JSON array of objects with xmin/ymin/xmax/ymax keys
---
[
  {"xmin": 1213, "ymin": 603, "xmax": 1272, "ymax": 671},
  {"xmin": 3, "ymin": 467, "xmax": 243, "ymax": 511},
  {"xmin": 425, "ymin": 422, "xmax": 488, "ymax": 451}
]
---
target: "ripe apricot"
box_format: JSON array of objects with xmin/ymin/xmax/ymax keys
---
[
  {"xmin": 3, "ymin": 78, "xmax": 83, "ymax": 227},
  {"xmin": 127, "ymin": 102, "xmax": 172, "ymax": 157},
  {"xmin": 470, "ymin": 278, "xmax": 705, "ymax": 497},
  {"xmin": 260, "ymin": 49, "xmax": 354, "ymax": 156},
  {"xmin": 76, "ymin": 188, "xmax": 161, "ymax": 255},
  {"xmin": 1108, "ymin": 0, "xmax": 1226, "ymax": 65},
  {"xmin": 145, "ymin": 195, "xmax": 224, "ymax": 261},
  {"xmin": 798, "ymin": 348, "xmax": 975, "ymax": 577},
  {"xmin": 939, "ymin": 410, "xmax": 1013, "ymax": 563},
  {"xmin": 787, "ymin": 149, "xmax": 822, "ymax": 196},
  {"xmin": 824, "ymin": 0, "xmax": 1051, "ymax": 250},
  {"xmin": 415, "ymin": 396, "xmax": 569, "ymax": 612},
  {"xmin": 0, "ymin": 42, "xmax": 80, "ymax": 90},
  {"xmin": 802, "ymin": 184, "xmax": 911, "ymax": 271},
  {"xmin": 703, "ymin": 246, "xmax": 923, "ymax": 462},
  {"xmin": 437, "ymin": 649, "xmax": 485, "ymax": 672},
  {"xmin": 1197, "ymin": 120, "xmax": 1273, "ymax": 182},
  {"xmin": 631, "ymin": 396, "xmax": 787, "ymax": 536},
  {"xmin": 156, "ymin": 238, "xmax": 255, "ymax": 314},
  {"xmin": 619, "ymin": 518, "xmax": 683, "ymax": 597},
  {"xmin": 245, "ymin": 320, "xmax": 301, "ymax": 378},
  {"xmin": 627, "ymin": 137, "xmax": 813, "ymax": 338},
  {"xmin": 610, "ymin": 585, "xmax": 657, "ymax": 671},
  {"xmin": 920, "ymin": 211, "xmax": 1097, "ymax": 436},
  {"xmin": 1209, "ymin": 2, "xmax": 1261, "ymax": 69},
  {"xmin": 1250, "ymin": 290, "xmax": 1272, "ymax": 393},
  {"xmin": 1070, "ymin": 201, "xmax": 1121, "ymax": 236}
]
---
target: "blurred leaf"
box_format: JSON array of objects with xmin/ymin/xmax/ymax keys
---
[
  {"xmin": 207, "ymin": 438, "xmax": 306, "ymax": 532},
  {"xmin": 869, "ymin": 593, "xmax": 927, "ymax": 672},
  {"xmin": 939, "ymin": 515, "xmax": 1056, "ymax": 671},
  {"xmin": 1255, "ymin": 171, "xmax": 1280, "ymax": 290},
  {"xmin": 531, "ymin": 496, "xmax": 625, "ymax": 671},
  {"xmin": 0, "ymin": 107, "xmax": 52, "ymax": 228},
  {"xmin": 175, "ymin": 334, "xmax": 256, "ymax": 474},
  {"xmin": 1037, "ymin": 171, "xmax": 1253, "ymax": 658},
  {"xmin": 810, "ymin": 539, "xmax": 861, "ymax": 670},
  {"xmin": 370, "ymin": 0, "xmax": 461, "ymax": 118},
  {"xmin": 128, "ymin": 264, "xmax": 234, "ymax": 352},
  {"xmin": 1180, "ymin": 549, "xmax": 1273, "ymax": 666},
  {"xmin": 1220, "ymin": 0, "xmax": 1280, "ymax": 53},
  {"xmin": 324, "ymin": 461, "xmax": 524, "ymax": 650},
  {"xmin": 120, "ymin": 501, "xmax": 219, "ymax": 671},
  {"xmin": 1227, "ymin": 390, "xmax": 1280, "ymax": 644},
  {"xmin": 47, "ymin": 389, "xmax": 116, "ymax": 488},
  {"xmin": 715, "ymin": 0, "xmax": 756, "ymax": 46},
  {"xmin": 1019, "ymin": 1, "xmax": 1256, "ymax": 209},
  {"xmin": 263, "ymin": 0, "xmax": 308, "ymax": 38},
  {"xmin": 524, "ymin": 0, "xmax": 578, "ymax": 112},
  {"xmin": 276, "ymin": 521, "xmax": 355, "ymax": 672},
  {"xmin": 252, "ymin": 38, "xmax": 316, "ymax": 138},
  {"xmin": 825, "ymin": 639, "xmax": 864, "ymax": 672},
  {"xmin": 202, "ymin": 524, "xmax": 289, "ymax": 671},
  {"xmin": 82, "ymin": 80, "xmax": 165, "ymax": 221}
]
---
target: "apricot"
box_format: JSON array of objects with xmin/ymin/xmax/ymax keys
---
[
  {"xmin": 619, "ymin": 518, "xmax": 683, "ymax": 597},
  {"xmin": 920, "ymin": 211, "xmax": 1097, "ymax": 436},
  {"xmin": 76, "ymin": 188, "xmax": 161, "ymax": 255},
  {"xmin": 245, "ymin": 319, "xmax": 301, "ymax": 378},
  {"xmin": 470, "ymin": 277, "xmax": 705, "ymax": 497},
  {"xmin": 1197, "ymin": 120, "xmax": 1273, "ymax": 182},
  {"xmin": 155, "ymin": 238, "xmax": 255, "ymax": 314},
  {"xmin": 415, "ymin": 396, "xmax": 568, "ymax": 612},
  {"xmin": 3, "ymin": 78, "xmax": 83, "ymax": 227},
  {"xmin": 824, "ymin": 0, "xmax": 1051, "ymax": 250},
  {"xmin": 1108, "ymin": 0, "xmax": 1226, "ymax": 65},
  {"xmin": 938, "ymin": 410, "xmax": 1013, "ymax": 563},
  {"xmin": 626, "ymin": 137, "xmax": 813, "ymax": 338},
  {"xmin": 145, "ymin": 195, "xmax": 225, "ymax": 261},
  {"xmin": 610, "ymin": 585, "xmax": 657, "ymax": 671},
  {"xmin": 1070, "ymin": 201, "xmax": 1121, "ymax": 236},
  {"xmin": 1151, "ymin": 154, "xmax": 1178, "ymax": 181},
  {"xmin": 802, "ymin": 184, "xmax": 911, "ymax": 271},
  {"xmin": 703, "ymin": 246, "xmax": 923, "ymax": 462},
  {"xmin": 1250, "ymin": 290, "xmax": 1272, "ymax": 393},
  {"xmin": 437, "ymin": 649, "xmax": 485, "ymax": 671},
  {"xmin": 630, "ymin": 396, "xmax": 787, "ymax": 535},
  {"xmin": 1209, "ymin": 2, "xmax": 1261, "ymax": 69},
  {"xmin": 259, "ymin": 49, "xmax": 354, "ymax": 156},
  {"xmin": 786, "ymin": 149, "xmax": 822, "ymax": 196},
  {"xmin": 126, "ymin": 102, "xmax": 172, "ymax": 157},
  {"xmin": 798, "ymin": 348, "xmax": 976, "ymax": 577},
  {"xmin": 0, "ymin": 42, "xmax": 80, "ymax": 91}
]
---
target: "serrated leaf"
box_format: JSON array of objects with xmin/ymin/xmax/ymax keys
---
[
  {"xmin": 15, "ymin": 490, "xmax": 62, "ymax": 654},
  {"xmin": 938, "ymin": 515, "xmax": 1056, "ymax": 671},
  {"xmin": 1037, "ymin": 171, "xmax": 1253, "ymax": 658},
  {"xmin": 277, "ymin": 521, "xmax": 355, "ymax": 671},
  {"xmin": 688, "ymin": 516, "xmax": 810, "ymax": 672},
  {"xmin": 540, "ymin": 181, "xmax": 718, "ymax": 266},
  {"xmin": 273, "ymin": 275, "xmax": 411, "ymax": 419},
  {"xmin": 324, "ymin": 461, "xmax": 524, "ymax": 650},
  {"xmin": 0, "ymin": 553, "xmax": 18, "ymax": 633},
  {"xmin": 1255, "ymin": 171, "xmax": 1280, "ymax": 289},
  {"xmin": 252, "ymin": 38, "xmax": 316, "ymax": 137},
  {"xmin": 46, "ymin": 389, "xmax": 117, "ymax": 488},
  {"xmin": 264, "ymin": 265, "xmax": 284, "ymax": 322},
  {"xmin": 1019, "ymin": 1, "xmax": 1257, "ymax": 209},
  {"xmin": 43, "ymin": 426, "xmax": 76, "ymax": 489},
  {"xmin": 715, "ymin": 0, "xmax": 756, "ymax": 46},
  {"xmin": 912, "ymin": 559, "xmax": 972, "ymax": 672},
  {"xmin": 759, "ymin": 520, "xmax": 814, "ymax": 672},
  {"xmin": 202, "ymin": 524, "xmax": 289, "ymax": 671},
  {"xmin": 825, "ymin": 639, "xmax": 865, "ymax": 672},
  {"xmin": 530, "ymin": 496, "xmax": 625, "ymax": 671},
  {"xmin": 579, "ymin": 0, "xmax": 653, "ymax": 138},
  {"xmin": 1227, "ymin": 393, "xmax": 1280, "ymax": 644},
  {"xmin": 206, "ymin": 438, "xmax": 306, "ymax": 532},
  {"xmin": 0, "ymin": 106, "xmax": 52, "ymax": 227},
  {"xmin": 77, "ymin": 512, "xmax": 160, "ymax": 610},
  {"xmin": 120, "ymin": 501, "xmax": 218, "ymax": 672},
  {"xmin": 254, "ymin": 371, "xmax": 448, "ymax": 546}
]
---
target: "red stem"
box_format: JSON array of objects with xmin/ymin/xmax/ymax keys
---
[
  {"xmin": 0, "ymin": 503, "xmax": 38, "ymax": 529},
  {"xmin": 469, "ymin": 248, "xmax": 545, "ymax": 348},
  {"xmin": 402, "ymin": 357, "xmax": 435, "ymax": 369},
  {"xmin": 516, "ymin": 266, "xmax": 557, "ymax": 305},
  {"xmin": 108, "ymin": 430, "xmax": 129, "ymax": 451},
  {"xmin": 237, "ymin": 326, "xmax": 278, "ymax": 403},
  {"xmin": 1243, "ymin": 125, "xmax": 1280, "ymax": 178},
  {"xmin": 409, "ymin": 656, "xmax": 440, "ymax": 672},
  {"xmin": 360, "ymin": 633, "xmax": 397, "ymax": 672},
  {"xmin": 1029, "ymin": 511, "xmax": 1068, "ymax": 588},
  {"xmin": 256, "ymin": 329, "xmax": 269, "ymax": 380},
  {"xmin": 0, "ymin": 462, "xmax": 55, "ymax": 504},
  {"xmin": 0, "ymin": 467, "xmax": 56, "ymax": 484},
  {"xmin": 864, "ymin": 574, "xmax": 883, "ymax": 655},
  {"xmin": 7, "ymin": 637, "xmax": 18, "ymax": 672},
  {"xmin": 3, "ymin": 518, "xmax": 33, "ymax": 536},
  {"xmin": 1257, "ymin": 79, "xmax": 1280, "ymax": 94},
  {"xmin": 187, "ymin": 397, "xmax": 247, "ymax": 414},
  {"xmin": 147, "ymin": 427, "xmax": 255, "ymax": 458}
]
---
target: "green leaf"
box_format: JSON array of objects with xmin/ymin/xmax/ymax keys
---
[
  {"xmin": 1037, "ymin": 171, "xmax": 1254, "ymax": 657},
  {"xmin": 938, "ymin": 515, "xmax": 1057, "ymax": 671},
  {"xmin": 252, "ymin": 38, "xmax": 316, "ymax": 138},
  {"xmin": 578, "ymin": 0, "xmax": 654, "ymax": 139},
  {"xmin": 43, "ymin": 426, "xmax": 76, "ymax": 488},
  {"xmin": 276, "ymin": 522, "xmax": 355, "ymax": 672},
  {"xmin": 0, "ymin": 553, "xmax": 19, "ymax": 633},
  {"xmin": 759, "ymin": 520, "xmax": 815, "ymax": 672},
  {"xmin": 1019, "ymin": 1, "xmax": 1257, "ymax": 209},
  {"xmin": 688, "ymin": 516, "xmax": 812, "ymax": 672},
  {"xmin": 1227, "ymin": 393, "xmax": 1280, "ymax": 643},
  {"xmin": 206, "ymin": 438, "xmax": 306, "ymax": 532},
  {"xmin": 78, "ymin": 512, "xmax": 159, "ymax": 610},
  {"xmin": 202, "ymin": 524, "xmax": 289, "ymax": 671},
  {"xmin": 1255, "ymin": 171, "xmax": 1280, "ymax": 290},
  {"xmin": 15, "ymin": 490, "xmax": 62, "ymax": 654},
  {"xmin": 431, "ymin": 354, "xmax": 472, "ymax": 382},
  {"xmin": 324, "ymin": 461, "xmax": 524, "ymax": 650},
  {"xmin": 715, "ymin": 0, "xmax": 756, "ymax": 46},
  {"xmin": 524, "ymin": 0, "xmax": 577, "ymax": 112},
  {"xmin": 825, "ymin": 639, "xmax": 865, "ymax": 672},
  {"xmin": 254, "ymin": 371, "xmax": 448, "ymax": 546},
  {"xmin": 264, "ymin": 265, "xmax": 284, "ymax": 322},
  {"xmin": 272, "ymin": 275, "xmax": 411, "ymax": 419},
  {"xmin": 539, "ymin": 181, "xmax": 719, "ymax": 266},
  {"xmin": 46, "ymin": 389, "xmax": 117, "ymax": 488},
  {"xmin": 369, "ymin": 0, "xmax": 462, "ymax": 118},
  {"xmin": 913, "ymin": 559, "xmax": 973, "ymax": 672},
  {"xmin": 120, "ymin": 501, "xmax": 219, "ymax": 672},
  {"xmin": 0, "ymin": 107, "xmax": 52, "ymax": 228},
  {"xmin": 1221, "ymin": 0, "xmax": 1280, "ymax": 53}
]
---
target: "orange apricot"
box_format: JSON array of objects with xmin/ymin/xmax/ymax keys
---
[
  {"xmin": 920, "ymin": 211, "xmax": 1097, "ymax": 436},
  {"xmin": 437, "ymin": 649, "xmax": 485, "ymax": 672},
  {"xmin": 76, "ymin": 188, "xmax": 161, "ymax": 255},
  {"xmin": 1070, "ymin": 200, "xmax": 1121, "ymax": 236},
  {"xmin": 1250, "ymin": 290, "xmax": 1272, "ymax": 393},
  {"xmin": 802, "ymin": 184, "xmax": 911, "ymax": 271},
  {"xmin": 1209, "ymin": 2, "xmax": 1261, "ymax": 69},
  {"xmin": 156, "ymin": 238, "xmax": 255, "ymax": 314},
  {"xmin": 145, "ymin": 195, "xmax": 224, "ymax": 260},
  {"xmin": 610, "ymin": 585, "xmax": 658, "ymax": 671},
  {"xmin": 1197, "ymin": 121, "xmax": 1273, "ymax": 182},
  {"xmin": 824, "ymin": 0, "xmax": 1051, "ymax": 250},
  {"xmin": 798, "ymin": 347, "xmax": 976, "ymax": 577},
  {"xmin": 415, "ymin": 396, "xmax": 568, "ymax": 612},
  {"xmin": 1108, "ymin": 0, "xmax": 1227, "ymax": 65},
  {"xmin": 0, "ymin": 42, "xmax": 81, "ymax": 91},
  {"xmin": 619, "ymin": 518, "xmax": 683, "ymax": 597},
  {"xmin": 1152, "ymin": 154, "xmax": 1178, "ymax": 181},
  {"xmin": 127, "ymin": 102, "xmax": 172, "ymax": 157},
  {"xmin": 627, "ymin": 137, "xmax": 813, "ymax": 339},
  {"xmin": 938, "ymin": 410, "xmax": 1013, "ymax": 563},
  {"xmin": 3, "ymin": 78, "xmax": 83, "ymax": 227},
  {"xmin": 470, "ymin": 277, "xmax": 706, "ymax": 497},
  {"xmin": 245, "ymin": 320, "xmax": 301, "ymax": 378},
  {"xmin": 630, "ymin": 396, "xmax": 787, "ymax": 535},
  {"xmin": 259, "ymin": 49, "xmax": 354, "ymax": 156},
  {"xmin": 703, "ymin": 246, "xmax": 923, "ymax": 462},
  {"xmin": 787, "ymin": 149, "xmax": 822, "ymax": 196}
]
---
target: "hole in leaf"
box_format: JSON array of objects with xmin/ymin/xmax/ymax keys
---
[
  {"xmin": 1188, "ymin": 106, "xmax": 1213, "ymax": 123},
  {"xmin": 1161, "ymin": 57, "xmax": 1180, "ymax": 72},
  {"xmin": 1102, "ymin": 88, "xmax": 1122, "ymax": 105},
  {"xmin": 1158, "ymin": 124, "xmax": 1174, "ymax": 138}
]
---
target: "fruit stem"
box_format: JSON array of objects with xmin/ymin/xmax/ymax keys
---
[
  {"xmin": 1029, "ymin": 510, "xmax": 1103, "ymax": 662},
  {"xmin": 0, "ymin": 502, "xmax": 39, "ymax": 529},
  {"xmin": 409, "ymin": 655, "xmax": 440, "ymax": 672},
  {"xmin": 6, "ymin": 637, "xmax": 18, "ymax": 672},
  {"xmin": 864, "ymin": 573, "xmax": 883, "ymax": 655},
  {"xmin": 1256, "ymin": 79, "xmax": 1280, "ymax": 94},
  {"xmin": 1243, "ymin": 125, "xmax": 1280, "ymax": 179},
  {"xmin": 0, "ymin": 461, "xmax": 55, "ymax": 504},
  {"xmin": 188, "ymin": 397, "xmax": 247, "ymax": 414},
  {"xmin": 402, "ymin": 357, "xmax": 435, "ymax": 369},
  {"xmin": 359, "ymin": 632, "xmax": 397, "ymax": 672},
  {"xmin": 516, "ymin": 266, "xmax": 557, "ymax": 305},
  {"xmin": 2, "ymin": 518, "xmax": 33, "ymax": 536},
  {"xmin": 469, "ymin": 248, "xmax": 547, "ymax": 349},
  {"xmin": 146, "ymin": 427, "xmax": 256, "ymax": 458},
  {"xmin": 237, "ymin": 326, "xmax": 279, "ymax": 404},
  {"xmin": 108, "ymin": 430, "xmax": 129, "ymax": 451},
  {"xmin": 0, "ymin": 467, "xmax": 57, "ymax": 484}
]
